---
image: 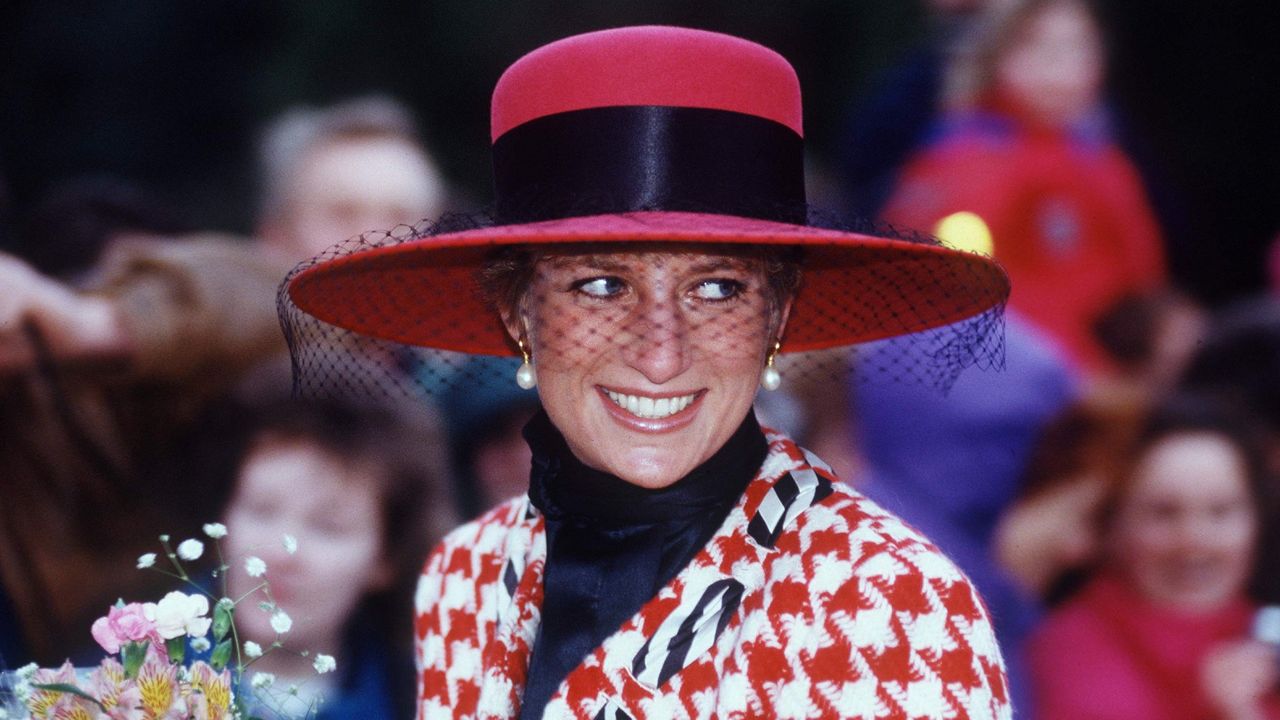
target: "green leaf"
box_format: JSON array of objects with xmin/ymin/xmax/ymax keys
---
[
  {"xmin": 210, "ymin": 639, "xmax": 233, "ymax": 671},
  {"xmin": 122, "ymin": 641, "xmax": 148, "ymax": 679},
  {"xmin": 213, "ymin": 601, "xmax": 233, "ymax": 641},
  {"xmin": 166, "ymin": 636, "xmax": 187, "ymax": 665},
  {"xmin": 30, "ymin": 683, "xmax": 107, "ymax": 711}
]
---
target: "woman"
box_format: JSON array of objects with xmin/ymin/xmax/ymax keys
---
[
  {"xmin": 223, "ymin": 397, "xmax": 454, "ymax": 719},
  {"xmin": 1025, "ymin": 395, "xmax": 1280, "ymax": 719},
  {"xmin": 282, "ymin": 26, "xmax": 1011, "ymax": 719}
]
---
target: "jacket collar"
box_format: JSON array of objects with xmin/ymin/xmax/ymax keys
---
[{"xmin": 483, "ymin": 428, "xmax": 837, "ymax": 714}]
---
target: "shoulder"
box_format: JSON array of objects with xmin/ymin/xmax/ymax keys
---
[
  {"xmin": 414, "ymin": 498, "xmax": 526, "ymax": 614},
  {"xmin": 745, "ymin": 435, "xmax": 1011, "ymax": 717},
  {"xmin": 757, "ymin": 431, "xmax": 994, "ymax": 618},
  {"xmin": 422, "ymin": 498, "xmax": 525, "ymax": 574}
]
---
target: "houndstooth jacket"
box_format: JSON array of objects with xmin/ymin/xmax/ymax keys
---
[{"xmin": 414, "ymin": 429, "xmax": 1012, "ymax": 719}]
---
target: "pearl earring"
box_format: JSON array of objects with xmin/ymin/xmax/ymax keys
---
[
  {"xmin": 515, "ymin": 339, "xmax": 537, "ymax": 390},
  {"xmin": 760, "ymin": 340, "xmax": 782, "ymax": 391}
]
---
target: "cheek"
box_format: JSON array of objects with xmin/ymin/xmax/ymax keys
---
[
  {"xmin": 1217, "ymin": 512, "xmax": 1259, "ymax": 557},
  {"xmin": 1110, "ymin": 517, "xmax": 1174, "ymax": 565},
  {"xmin": 526, "ymin": 291, "xmax": 626, "ymax": 375}
]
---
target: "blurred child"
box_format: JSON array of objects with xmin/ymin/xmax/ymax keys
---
[
  {"xmin": 222, "ymin": 397, "xmax": 455, "ymax": 719},
  {"xmin": 883, "ymin": 0, "xmax": 1166, "ymax": 374},
  {"xmin": 1026, "ymin": 395, "xmax": 1280, "ymax": 719}
]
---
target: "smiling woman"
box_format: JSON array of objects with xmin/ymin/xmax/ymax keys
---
[
  {"xmin": 280, "ymin": 25, "xmax": 1012, "ymax": 720},
  {"xmin": 488, "ymin": 246, "xmax": 794, "ymax": 489}
]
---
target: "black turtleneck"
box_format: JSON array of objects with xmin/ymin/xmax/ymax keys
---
[{"xmin": 517, "ymin": 409, "xmax": 767, "ymax": 719}]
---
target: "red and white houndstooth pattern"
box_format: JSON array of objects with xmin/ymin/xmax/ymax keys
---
[{"xmin": 414, "ymin": 429, "xmax": 1011, "ymax": 719}]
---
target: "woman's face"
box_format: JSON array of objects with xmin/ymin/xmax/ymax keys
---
[
  {"xmin": 224, "ymin": 439, "xmax": 388, "ymax": 649},
  {"xmin": 515, "ymin": 248, "xmax": 786, "ymax": 488},
  {"xmin": 995, "ymin": 0, "xmax": 1104, "ymax": 127},
  {"xmin": 1109, "ymin": 432, "xmax": 1258, "ymax": 611}
]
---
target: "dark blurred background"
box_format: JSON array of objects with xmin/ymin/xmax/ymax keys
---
[{"xmin": 1, "ymin": 0, "xmax": 1276, "ymax": 305}]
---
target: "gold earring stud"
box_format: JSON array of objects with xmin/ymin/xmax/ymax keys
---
[
  {"xmin": 515, "ymin": 339, "xmax": 537, "ymax": 389},
  {"xmin": 760, "ymin": 340, "xmax": 782, "ymax": 391}
]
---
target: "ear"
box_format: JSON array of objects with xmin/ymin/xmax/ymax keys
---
[
  {"xmin": 773, "ymin": 296, "xmax": 795, "ymax": 346},
  {"xmin": 501, "ymin": 307, "xmax": 531, "ymax": 350}
]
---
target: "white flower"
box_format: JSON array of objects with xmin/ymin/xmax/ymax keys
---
[
  {"xmin": 202, "ymin": 523, "xmax": 227, "ymax": 539},
  {"xmin": 1, "ymin": 705, "xmax": 10, "ymax": 719},
  {"xmin": 269, "ymin": 609, "xmax": 292, "ymax": 635},
  {"xmin": 136, "ymin": 553, "xmax": 157, "ymax": 569},
  {"xmin": 176, "ymin": 539, "xmax": 204, "ymax": 561},
  {"xmin": 312, "ymin": 654, "xmax": 336, "ymax": 674},
  {"xmin": 251, "ymin": 672, "xmax": 275, "ymax": 689},
  {"xmin": 244, "ymin": 556, "xmax": 267, "ymax": 578},
  {"xmin": 190, "ymin": 636, "xmax": 211, "ymax": 653},
  {"xmin": 153, "ymin": 591, "xmax": 212, "ymax": 639},
  {"xmin": 16, "ymin": 663, "xmax": 38, "ymax": 681},
  {"xmin": 282, "ymin": 534, "xmax": 298, "ymax": 555},
  {"xmin": 244, "ymin": 641, "xmax": 263, "ymax": 658}
]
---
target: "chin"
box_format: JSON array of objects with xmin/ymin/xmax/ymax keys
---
[{"xmin": 596, "ymin": 444, "xmax": 694, "ymax": 489}]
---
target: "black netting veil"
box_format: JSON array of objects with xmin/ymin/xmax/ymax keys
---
[{"xmin": 279, "ymin": 208, "xmax": 1007, "ymax": 436}]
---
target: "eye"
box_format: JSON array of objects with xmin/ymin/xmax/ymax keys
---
[
  {"xmin": 572, "ymin": 276, "xmax": 626, "ymax": 298},
  {"xmin": 692, "ymin": 279, "xmax": 744, "ymax": 301}
]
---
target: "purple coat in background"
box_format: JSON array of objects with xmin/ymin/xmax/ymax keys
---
[{"xmin": 853, "ymin": 312, "xmax": 1077, "ymax": 718}]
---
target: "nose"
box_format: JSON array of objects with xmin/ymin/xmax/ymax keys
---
[
  {"xmin": 1174, "ymin": 512, "xmax": 1219, "ymax": 554},
  {"xmin": 621, "ymin": 293, "xmax": 691, "ymax": 385}
]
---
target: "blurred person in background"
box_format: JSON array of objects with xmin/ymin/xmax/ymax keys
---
[
  {"xmin": 14, "ymin": 176, "xmax": 190, "ymax": 281},
  {"xmin": 222, "ymin": 396, "xmax": 456, "ymax": 720},
  {"xmin": 882, "ymin": 0, "xmax": 1167, "ymax": 375},
  {"xmin": 0, "ymin": 94, "xmax": 446, "ymax": 665},
  {"xmin": 0, "ymin": 201, "xmax": 282, "ymax": 663},
  {"xmin": 1090, "ymin": 287, "xmax": 1207, "ymax": 400},
  {"xmin": 850, "ymin": 311, "xmax": 1077, "ymax": 716},
  {"xmin": 836, "ymin": 0, "xmax": 993, "ymax": 219},
  {"xmin": 1181, "ymin": 296, "xmax": 1280, "ymax": 479},
  {"xmin": 1025, "ymin": 395, "xmax": 1280, "ymax": 719},
  {"xmin": 255, "ymin": 95, "xmax": 448, "ymax": 265},
  {"xmin": 439, "ymin": 357, "xmax": 540, "ymax": 519},
  {"xmin": 996, "ymin": 391, "xmax": 1147, "ymax": 604}
]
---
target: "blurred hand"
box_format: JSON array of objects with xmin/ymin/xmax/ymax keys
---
[
  {"xmin": 0, "ymin": 252, "xmax": 126, "ymax": 373},
  {"xmin": 995, "ymin": 474, "xmax": 1105, "ymax": 597},
  {"xmin": 1202, "ymin": 639, "xmax": 1278, "ymax": 720}
]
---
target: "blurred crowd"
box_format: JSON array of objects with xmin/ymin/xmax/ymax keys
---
[{"xmin": 1, "ymin": 0, "xmax": 1278, "ymax": 718}]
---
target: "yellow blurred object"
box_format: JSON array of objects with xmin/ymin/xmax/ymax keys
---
[{"xmin": 934, "ymin": 211, "xmax": 994, "ymax": 256}]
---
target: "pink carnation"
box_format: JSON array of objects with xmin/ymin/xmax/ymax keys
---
[{"xmin": 91, "ymin": 602, "xmax": 158, "ymax": 654}]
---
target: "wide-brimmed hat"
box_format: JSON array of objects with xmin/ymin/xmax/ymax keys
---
[{"xmin": 283, "ymin": 25, "xmax": 1009, "ymax": 359}]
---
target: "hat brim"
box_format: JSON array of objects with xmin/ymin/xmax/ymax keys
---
[{"xmin": 285, "ymin": 211, "xmax": 1009, "ymax": 355}]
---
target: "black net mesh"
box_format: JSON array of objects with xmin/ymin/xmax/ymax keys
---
[{"xmin": 278, "ymin": 210, "xmax": 1007, "ymax": 431}]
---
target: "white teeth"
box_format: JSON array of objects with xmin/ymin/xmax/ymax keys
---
[{"xmin": 604, "ymin": 390, "xmax": 697, "ymax": 419}]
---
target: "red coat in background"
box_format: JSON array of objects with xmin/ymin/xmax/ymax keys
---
[
  {"xmin": 1026, "ymin": 573, "xmax": 1280, "ymax": 720},
  {"xmin": 882, "ymin": 112, "xmax": 1166, "ymax": 373}
]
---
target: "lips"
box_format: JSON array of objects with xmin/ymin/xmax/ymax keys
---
[{"xmin": 603, "ymin": 389, "xmax": 699, "ymax": 419}]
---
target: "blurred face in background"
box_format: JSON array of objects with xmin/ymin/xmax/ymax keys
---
[
  {"xmin": 263, "ymin": 134, "xmax": 446, "ymax": 261},
  {"xmin": 225, "ymin": 437, "xmax": 390, "ymax": 650},
  {"xmin": 995, "ymin": 0, "xmax": 1104, "ymax": 127},
  {"xmin": 1109, "ymin": 432, "xmax": 1258, "ymax": 612}
]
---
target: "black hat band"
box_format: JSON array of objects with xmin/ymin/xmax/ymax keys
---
[{"xmin": 492, "ymin": 105, "xmax": 807, "ymax": 226}]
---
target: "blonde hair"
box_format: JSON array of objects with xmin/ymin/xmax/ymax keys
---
[
  {"xmin": 257, "ymin": 95, "xmax": 436, "ymax": 223},
  {"xmin": 943, "ymin": 0, "xmax": 1098, "ymax": 110}
]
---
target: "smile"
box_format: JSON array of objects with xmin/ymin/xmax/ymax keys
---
[{"xmin": 603, "ymin": 389, "xmax": 699, "ymax": 419}]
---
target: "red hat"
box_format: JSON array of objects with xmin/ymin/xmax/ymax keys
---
[{"xmin": 284, "ymin": 26, "xmax": 1009, "ymax": 356}]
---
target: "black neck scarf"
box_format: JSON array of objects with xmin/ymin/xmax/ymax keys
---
[{"xmin": 517, "ymin": 409, "xmax": 766, "ymax": 719}]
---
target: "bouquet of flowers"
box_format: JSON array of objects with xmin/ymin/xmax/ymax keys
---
[{"xmin": 1, "ymin": 525, "xmax": 334, "ymax": 720}]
